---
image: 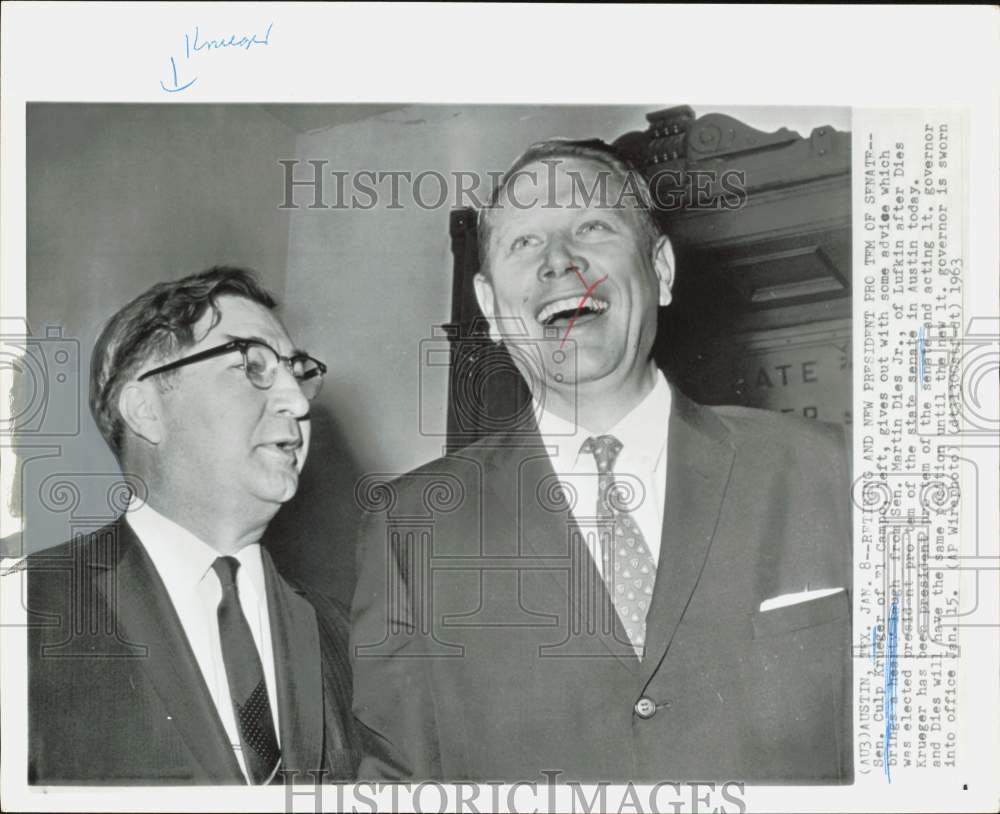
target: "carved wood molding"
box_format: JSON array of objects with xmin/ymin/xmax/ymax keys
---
[
  {"xmin": 687, "ymin": 113, "xmax": 801, "ymax": 160},
  {"xmin": 614, "ymin": 105, "xmax": 851, "ymax": 204}
]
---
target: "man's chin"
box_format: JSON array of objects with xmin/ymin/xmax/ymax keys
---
[
  {"xmin": 254, "ymin": 472, "xmax": 301, "ymax": 507},
  {"xmin": 276, "ymin": 476, "xmax": 301, "ymax": 504},
  {"xmin": 555, "ymin": 346, "xmax": 620, "ymax": 384}
]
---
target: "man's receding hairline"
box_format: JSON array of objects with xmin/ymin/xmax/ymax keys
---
[
  {"xmin": 494, "ymin": 154, "xmax": 627, "ymax": 196},
  {"xmin": 476, "ymin": 139, "xmax": 663, "ymax": 278},
  {"xmin": 90, "ymin": 265, "xmax": 277, "ymax": 459},
  {"xmin": 482, "ymin": 158, "xmax": 658, "ymax": 256}
]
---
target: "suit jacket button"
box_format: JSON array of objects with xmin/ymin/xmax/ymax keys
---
[{"xmin": 634, "ymin": 697, "xmax": 656, "ymax": 719}]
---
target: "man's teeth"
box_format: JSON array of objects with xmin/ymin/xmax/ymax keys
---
[{"xmin": 536, "ymin": 297, "xmax": 609, "ymax": 324}]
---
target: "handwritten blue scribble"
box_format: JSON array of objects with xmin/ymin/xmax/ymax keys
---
[
  {"xmin": 160, "ymin": 57, "xmax": 198, "ymax": 94},
  {"xmin": 190, "ymin": 22, "xmax": 273, "ymax": 53},
  {"xmin": 883, "ymin": 599, "xmax": 899, "ymax": 782},
  {"xmin": 917, "ymin": 325, "xmax": 926, "ymax": 385},
  {"xmin": 161, "ymin": 22, "xmax": 272, "ymax": 93}
]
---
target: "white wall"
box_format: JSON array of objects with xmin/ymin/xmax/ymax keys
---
[{"xmin": 20, "ymin": 104, "xmax": 297, "ymax": 554}]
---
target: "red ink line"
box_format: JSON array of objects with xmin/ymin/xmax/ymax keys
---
[{"xmin": 560, "ymin": 270, "xmax": 608, "ymax": 348}]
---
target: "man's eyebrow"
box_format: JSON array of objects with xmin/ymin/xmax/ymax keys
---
[
  {"xmin": 221, "ymin": 333, "xmax": 306, "ymax": 356},
  {"xmin": 577, "ymin": 205, "xmax": 628, "ymax": 220},
  {"xmin": 221, "ymin": 332, "xmax": 269, "ymax": 345},
  {"xmin": 493, "ymin": 220, "xmax": 538, "ymax": 244}
]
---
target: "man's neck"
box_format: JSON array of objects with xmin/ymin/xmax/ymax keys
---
[
  {"xmin": 137, "ymin": 492, "xmax": 270, "ymax": 555},
  {"xmin": 539, "ymin": 362, "xmax": 660, "ymax": 435}
]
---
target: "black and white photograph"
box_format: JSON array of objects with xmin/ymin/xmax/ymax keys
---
[{"xmin": 1, "ymin": 5, "xmax": 997, "ymax": 814}]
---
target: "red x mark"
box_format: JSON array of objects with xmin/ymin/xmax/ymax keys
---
[{"xmin": 560, "ymin": 266, "xmax": 609, "ymax": 349}]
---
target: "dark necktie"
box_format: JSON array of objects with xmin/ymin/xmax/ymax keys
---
[
  {"xmin": 211, "ymin": 556, "xmax": 281, "ymax": 784},
  {"xmin": 581, "ymin": 435, "xmax": 657, "ymax": 659}
]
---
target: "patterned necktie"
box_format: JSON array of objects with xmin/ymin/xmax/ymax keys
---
[
  {"xmin": 212, "ymin": 556, "xmax": 281, "ymax": 784},
  {"xmin": 580, "ymin": 435, "xmax": 657, "ymax": 659}
]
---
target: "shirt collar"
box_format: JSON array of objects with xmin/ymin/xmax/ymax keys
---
[
  {"xmin": 534, "ymin": 368, "xmax": 672, "ymax": 470},
  {"xmin": 124, "ymin": 496, "xmax": 266, "ymax": 599},
  {"xmin": 535, "ymin": 398, "xmax": 592, "ymax": 473},
  {"xmin": 606, "ymin": 368, "xmax": 671, "ymax": 471}
]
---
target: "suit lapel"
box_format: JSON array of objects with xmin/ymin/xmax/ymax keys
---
[
  {"xmin": 638, "ymin": 388, "xmax": 736, "ymax": 686},
  {"xmin": 93, "ymin": 519, "xmax": 243, "ymax": 783},
  {"xmin": 261, "ymin": 550, "xmax": 324, "ymax": 777},
  {"xmin": 484, "ymin": 429, "xmax": 638, "ymax": 670}
]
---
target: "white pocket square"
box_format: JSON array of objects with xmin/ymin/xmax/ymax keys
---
[{"xmin": 759, "ymin": 587, "xmax": 846, "ymax": 612}]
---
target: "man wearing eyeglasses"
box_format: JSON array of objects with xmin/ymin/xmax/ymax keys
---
[{"xmin": 23, "ymin": 266, "xmax": 358, "ymax": 784}]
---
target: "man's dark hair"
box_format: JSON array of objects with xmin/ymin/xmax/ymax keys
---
[
  {"xmin": 89, "ymin": 265, "xmax": 277, "ymax": 459},
  {"xmin": 477, "ymin": 138, "xmax": 661, "ymax": 277}
]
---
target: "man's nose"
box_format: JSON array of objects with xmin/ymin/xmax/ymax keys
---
[
  {"xmin": 537, "ymin": 239, "xmax": 588, "ymax": 282},
  {"xmin": 269, "ymin": 364, "xmax": 310, "ymax": 419}
]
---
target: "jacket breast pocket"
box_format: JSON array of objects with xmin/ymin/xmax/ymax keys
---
[
  {"xmin": 751, "ymin": 589, "xmax": 850, "ymax": 639},
  {"xmin": 745, "ymin": 590, "xmax": 852, "ymax": 782}
]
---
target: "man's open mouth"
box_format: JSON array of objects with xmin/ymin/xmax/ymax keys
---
[
  {"xmin": 260, "ymin": 439, "xmax": 301, "ymax": 463},
  {"xmin": 535, "ymin": 296, "xmax": 610, "ymax": 327}
]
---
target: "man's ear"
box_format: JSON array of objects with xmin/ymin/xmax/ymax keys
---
[
  {"xmin": 652, "ymin": 234, "xmax": 675, "ymax": 307},
  {"xmin": 473, "ymin": 272, "xmax": 502, "ymax": 344},
  {"xmin": 117, "ymin": 381, "xmax": 164, "ymax": 447}
]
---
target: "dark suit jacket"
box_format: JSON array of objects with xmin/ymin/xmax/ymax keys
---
[
  {"xmin": 351, "ymin": 387, "xmax": 852, "ymax": 783},
  {"xmin": 25, "ymin": 518, "xmax": 359, "ymax": 784}
]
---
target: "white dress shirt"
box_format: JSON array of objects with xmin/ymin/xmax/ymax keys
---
[
  {"xmin": 125, "ymin": 497, "xmax": 280, "ymax": 783},
  {"xmin": 535, "ymin": 369, "xmax": 671, "ymax": 576}
]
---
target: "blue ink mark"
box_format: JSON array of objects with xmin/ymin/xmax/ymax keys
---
[
  {"xmin": 883, "ymin": 599, "xmax": 899, "ymax": 782},
  {"xmin": 191, "ymin": 22, "xmax": 273, "ymax": 53},
  {"xmin": 918, "ymin": 325, "xmax": 926, "ymax": 385},
  {"xmin": 160, "ymin": 22, "xmax": 272, "ymax": 93},
  {"xmin": 160, "ymin": 56, "xmax": 198, "ymax": 94}
]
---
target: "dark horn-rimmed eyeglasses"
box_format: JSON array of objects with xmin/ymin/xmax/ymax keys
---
[{"xmin": 137, "ymin": 339, "xmax": 327, "ymax": 400}]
